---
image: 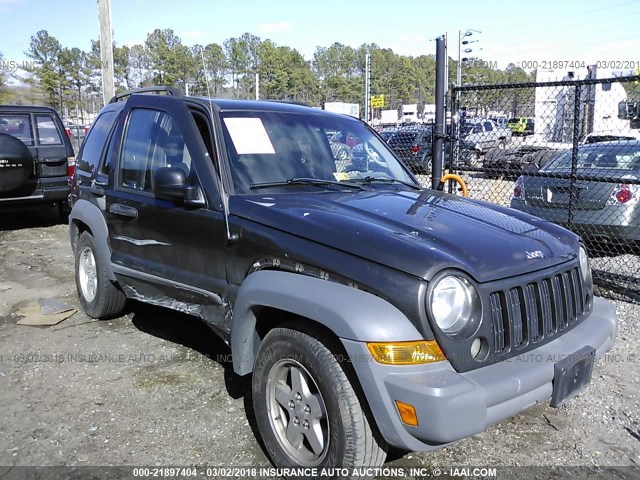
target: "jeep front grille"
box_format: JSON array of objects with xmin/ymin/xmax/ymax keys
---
[{"xmin": 489, "ymin": 267, "xmax": 586, "ymax": 353}]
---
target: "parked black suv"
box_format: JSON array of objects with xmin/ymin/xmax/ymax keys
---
[
  {"xmin": 69, "ymin": 87, "xmax": 617, "ymax": 474},
  {"xmin": 0, "ymin": 105, "xmax": 74, "ymax": 212}
]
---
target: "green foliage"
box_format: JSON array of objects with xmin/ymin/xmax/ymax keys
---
[
  {"xmin": 58, "ymin": 47, "xmax": 88, "ymax": 119},
  {"xmin": 0, "ymin": 51, "xmax": 8, "ymax": 102},
  {"xmin": 201, "ymin": 43, "xmax": 227, "ymax": 96},
  {"xmin": 25, "ymin": 30, "xmax": 63, "ymax": 108},
  {"xmin": 145, "ymin": 28, "xmax": 192, "ymax": 87},
  {"xmin": 14, "ymin": 28, "xmax": 595, "ymax": 122}
]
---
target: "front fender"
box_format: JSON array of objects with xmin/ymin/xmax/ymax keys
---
[
  {"xmin": 230, "ymin": 270, "xmax": 422, "ymax": 376},
  {"xmin": 69, "ymin": 199, "xmax": 115, "ymax": 281}
]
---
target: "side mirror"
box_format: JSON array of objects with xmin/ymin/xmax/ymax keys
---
[{"xmin": 152, "ymin": 167, "xmax": 199, "ymax": 203}]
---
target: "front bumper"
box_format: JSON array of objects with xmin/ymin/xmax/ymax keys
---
[{"xmin": 342, "ymin": 296, "xmax": 617, "ymax": 452}]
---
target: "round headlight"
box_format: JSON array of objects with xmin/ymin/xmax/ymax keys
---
[
  {"xmin": 430, "ymin": 275, "xmax": 476, "ymax": 335},
  {"xmin": 578, "ymin": 246, "xmax": 590, "ymax": 280}
]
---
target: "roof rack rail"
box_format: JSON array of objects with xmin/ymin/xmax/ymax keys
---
[
  {"xmin": 265, "ymin": 99, "xmax": 311, "ymax": 107},
  {"xmin": 109, "ymin": 86, "xmax": 182, "ymax": 104}
]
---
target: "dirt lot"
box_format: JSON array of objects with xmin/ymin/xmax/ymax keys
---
[{"xmin": 0, "ymin": 206, "xmax": 639, "ymax": 474}]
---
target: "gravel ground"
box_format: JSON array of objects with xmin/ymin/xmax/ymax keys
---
[{"xmin": 0, "ymin": 206, "xmax": 638, "ymax": 476}]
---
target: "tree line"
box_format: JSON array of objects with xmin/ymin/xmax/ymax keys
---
[{"xmin": 0, "ymin": 29, "xmax": 537, "ymax": 121}]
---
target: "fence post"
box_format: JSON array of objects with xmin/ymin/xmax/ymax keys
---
[
  {"xmin": 567, "ymin": 82, "xmax": 582, "ymax": 230},
  {"xmin": 432, "ymin": 35, "xmax": 447, "ymax": 190},
  {"xmin": 450, "ymin": 88, "xmax": 458, "ymax": 173},
  {"xmin": 364, "ymin": 53, "xmax": 371, "ymax": 124}
]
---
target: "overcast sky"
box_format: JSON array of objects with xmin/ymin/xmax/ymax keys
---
[{"xmin": 1, "ymin": 0, "xmax": 638, "ymax": 73}]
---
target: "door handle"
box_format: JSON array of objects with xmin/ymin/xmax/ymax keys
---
[
  {"xmin": 109, "ymin": 203, "xmax": 138, "ymax": 218},
  {"xmin": 89, "ymin": 182, "xmax": 105, "ymax": 196},
  {"xmin": 89, "ymin": 177, "xmax": 107, "ymax": 196}
]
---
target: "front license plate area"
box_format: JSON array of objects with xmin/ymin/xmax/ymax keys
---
[{"xmin": 550, "ymin": 345, "xmax": 596, "ymax": 408}]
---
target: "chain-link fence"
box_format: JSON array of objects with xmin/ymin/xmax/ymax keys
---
[{"xmin": 445, "ymin": 74, "xmax": 640, "ymax": 302}]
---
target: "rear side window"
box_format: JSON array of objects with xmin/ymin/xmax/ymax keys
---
[
  {"xmin": 544, "ymin": 145, "xmax": 640, "ymax": 171},
  {"xmin": 76, "ymin": 111, "xmax": 117, "ymax": 174},
  {"xmin": 0, "ymin": 114, "xmax": 33, "ymax": 145},
  {"xmin": 36, "ymin": 115, "xmax": 62, "ymax": 145}
]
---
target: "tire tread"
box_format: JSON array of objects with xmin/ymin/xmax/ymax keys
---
[
  {"xmin": 75, "ymin": 232, "xmax": 126, "ymax": 319},
  {"xmin": 254, "ymin": 327, "xmax": 387, "ymax": 477}
]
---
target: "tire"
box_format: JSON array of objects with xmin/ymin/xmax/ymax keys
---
[
  {"xmin": 483, "ymin": 164, "xmax": 499, "ymax": 180},
  {"xmin": 252, "ymin": 327, "xmax": 387, "ymax": 475},
  {"xmin": 58, "ymin": 202, "xmax": 71, "ymax": 220},
  {"xmin": 0, "ymin": 133, "xmax": 34, "ymax": 193},
  {"xmin": 75, "ymin": 231, "xmax": 126, "ymax": 319},
  {"xmin": 420, "ymin": 156, "xmax": 432, "ymax": 175}
]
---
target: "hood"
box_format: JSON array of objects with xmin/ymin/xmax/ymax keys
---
[{"xmin": 230, "ymin": 189, "xmax": 578, "ymax": 283}]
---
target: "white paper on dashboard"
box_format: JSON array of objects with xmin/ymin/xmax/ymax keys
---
[{"xmin": 223, "ymin": 117, "xmax": 276, "ymax": 154}]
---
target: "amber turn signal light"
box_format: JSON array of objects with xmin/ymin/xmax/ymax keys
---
[
  {"xmin": 395, "ymin": 400, "xmax": 419, "ymax": 426},
  {"xmin": 366, "ymin": 340, "xmax": 445, "ymax": 365}
]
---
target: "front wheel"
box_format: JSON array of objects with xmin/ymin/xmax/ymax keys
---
[
  {"xmin": 75, "ymin": 231, "xmax": 126, "ymax": 319},
  {"xmin": 252, "ymin": 327, "xmax": 387, "ymax": 474}
]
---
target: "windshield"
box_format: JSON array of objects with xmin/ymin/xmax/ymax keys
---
[
  {"xmin": 220, "ymin": 110, "xmax": 416, "ymax": 194},
  {"xmin": 542, "ymin": 143, "xmax": 640, "ymax": 172}
]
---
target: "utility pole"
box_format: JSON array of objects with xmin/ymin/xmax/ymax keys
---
[
  {"xmin": 255, "ymin": 71, "xmax": 260, "ymax": 100},
  {"xmin": 364, "ymin": 53, "xmax": 371, "ymax": 123},
  {"xmin": 97, "ymin": 0, "xmax": 115, "ymax": 105}
]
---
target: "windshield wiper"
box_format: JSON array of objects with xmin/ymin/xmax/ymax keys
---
[
  {"xmin": 250, "ymin": 177, "xmax": 366, "ymax": 191},
  {"xmin": 351, "ymin": 176, "xmax": 422, "ymax": 190}
]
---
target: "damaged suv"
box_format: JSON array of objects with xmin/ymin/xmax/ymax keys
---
[{"xmin": 69, "ymin": 87, "xmax": 617, "ymax": 472}]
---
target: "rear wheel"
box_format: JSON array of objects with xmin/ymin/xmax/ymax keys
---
[
  {"xmin": 252, "ymin": 327, "xmax": 387, "ymax": 475},
  {"xmin": 75, "ymin": 231, "xmax": 126, "ymax": 319}
]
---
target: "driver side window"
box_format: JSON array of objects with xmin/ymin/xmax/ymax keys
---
[{"xmin": 119, "ymin": 109, "xmax": 192, "ymax": 192}]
